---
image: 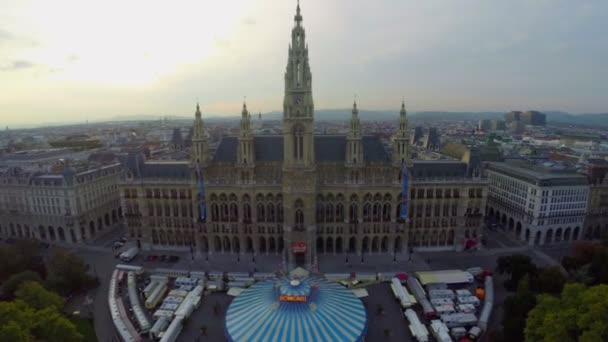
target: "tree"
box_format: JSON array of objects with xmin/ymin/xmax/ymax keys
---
[
  {"xmin": 0, "ymin": 297, "xmax": 81, "ymax": 342},
  {"xmin": 0, "ymin": 271, "xmax": 42, "ymax": 299},
  {"xmin": 31, "ymin": 308, "xmax": 83, "ymax": 342},
  {"xmin": 534, "ymin": 266, "xmax": 567, "ymax": 295},
  {"xmin": 15, "ymin": 281, "xmax": 63, "ymax": 311},
  {"xmin": 496, "ymin": 254, "xmax": 538, "ymax": 291},
  {"xmin": 525, "ymin": 283, "xmax": 608, "ymax": 342},
  {"xmin": 0, "ymin": 321, "xmax": 30, "ymax": 342},
  {"xmin": 0, "ymin": 301, "xmax": 35, "ymax": 342},
  {"xmin": 46, "ymin": 250, "xmax": 95, "ymax": 296},
  {"xmin": 588, "ymin": 248, "xmax": 608, "ymax": 285},
  {"xmin": 501, "ymin": 275, "xmax": 536, "ymax": 341},
  {"xmin": 0, "ymin": 240, "xmax": 45, "ymax": 283}
]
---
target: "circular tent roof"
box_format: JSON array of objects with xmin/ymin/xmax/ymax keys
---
[{"xmin": 225, "ymin": 276, "xmax": 367, "ymax": 342}]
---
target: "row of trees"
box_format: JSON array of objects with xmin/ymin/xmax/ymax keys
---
[
  {"xmin": 0, "ymin": 241, "xmax": 96, "ymax": 298},
  {"xmin": 0, "ymin": 281, "xmax": 83, "ymax": 341},
  {"xmin": 495, "ymin": 240, "xmax": 608, "ymax": 341},
  {"xmin": 0, "ymin": 239, "xmax": 98, "ymax": 341}
]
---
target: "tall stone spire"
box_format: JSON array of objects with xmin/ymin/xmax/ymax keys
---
[
  {"xmin": 191, "ymin": 102, "xmax": 209, "ymax": 164},
  {"xmin": 238, "ymin": 100, "xmax": 254, "ymax": 166},
  {"xmin": 283, "ymin": 0, "xmax": 314, "ymax": 166},
  {"xmin": 346, "ymin": 100, "xmax": 363, "ymax": 166},
  {"xmin": 349, "ymin": 100, "xmax": 360, "ymax": 137},
  {"xmin": 393, "ymin": 101, "xmax": 410, "ymax": 166}
]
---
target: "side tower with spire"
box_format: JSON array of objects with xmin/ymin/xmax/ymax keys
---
[
  {"xmin": 346, "ymin": 101, "xmax": 364, "ymax": 184},
  {"xmin": 191, "ymin": 103, "xmax": 209, "ymax": 165},
  {"xmin": 237, "ymin": 101, "xmax": 255, "ymax": 184},
  {"xmin": 392, "ymin": 101, "xmax": 410, "ymax": 166}
]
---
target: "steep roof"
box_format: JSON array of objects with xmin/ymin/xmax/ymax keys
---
[
  {"xmin": 212, "ymin": 135, "xmax": 390, "ymax": 163},
  {"xmin": 410, "ymin": 160, "xmax": 468, "ymax": 178}
]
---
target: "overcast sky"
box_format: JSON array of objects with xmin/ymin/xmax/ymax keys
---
[{"xmin": 1, "ymin": 0, "xmax": 607, "ymax": 126}]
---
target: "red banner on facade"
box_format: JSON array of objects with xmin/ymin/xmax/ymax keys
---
[{"xmin": 292, "ymin": 242, "xmax": 307, "ymax": 253}]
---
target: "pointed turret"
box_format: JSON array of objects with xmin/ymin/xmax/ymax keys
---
[
  {"xmin": 238, "ymin": 100, "xmax": 254, "ymax": 166},
  {"xmin": 294, "ymin": 0, "xmax": 302, "ymax": 26},
  {"xmin": 191, "ymin": 102, "xmax": 209, "ymax": 164},
  {"xmin": 392, "ymin": 101, "xmax": 410, "ymax": 166},
  {"xmin": 346, "ymin": 100, "xmax": 363, "ymax": 166}
]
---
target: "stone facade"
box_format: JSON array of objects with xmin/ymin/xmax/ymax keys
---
[
  {"xmin": 120, "ymin": 3, "xmax": 487, "ymax": 269},
  {"xmin": 0, "ymin": 163, "xmax": 123, "ymax": 243},
  {"xmin": 486, "ymin": 162, "xmax": 588, "ymax": 245}
]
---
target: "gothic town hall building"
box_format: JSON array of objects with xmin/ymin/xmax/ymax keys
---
[{"xmin": 120, "ymin": 4, "xmax": 487, "ymax": 269}]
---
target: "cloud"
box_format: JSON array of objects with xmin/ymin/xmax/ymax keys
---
[
  {"xmin": 0, "ymin": 59, "xmax": 36, "ymax": 71},
  {"xmin": 0, "ymin": 29, "xmax": 15, "ymax": 40},
  {"xmin": 66, "ymin": 54, "xmax": 79, "ymax": 62},
  {"xmin": 242, "ymin": 17, "xmax": 256, "ymax": 26}
]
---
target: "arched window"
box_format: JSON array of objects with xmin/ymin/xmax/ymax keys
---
[
  {"xmin": 267, "ymin": 203, "xmax": 275, "ymax": 222},
  {"xmin": 363, "ymin": 203, "xmax": 371, "ymax": 222},
  {"xmin": 349, "ymin": 203, "xmax": 358, "ymax": 222},
  {"xmin": 294, "ymin": 199, "xmax": 304, "ymax": 229},
  {"xmin": 326, "ymin": 203, "xmax": 334, "ymax": 222},
  {"xmin": 382, "ymin": 203, "xmax": 391, "ymax": 221},
  {"xmin": 257, "ymin": 203, "xmax": 265, "ymax": 222},
  {"xmin": 316, "ymin": 202, "xmax": 324, "ymax": 222},
  {"xmin": 293, "ymin": 125, "xmax": 304, "ymax": 160},
  {"xmin": 230, "ymin": 203, "xmax": 238, "ymax": 222},
  {"xmin": 373, "ymin": 203, "xmax": 381, "ymax": 222},
  {"xmin": 336, "ymin": 203, "xmax": 344, "ymax": 222},
  {"xmin": 211, "ymin": 204, "xmax": 219, "ymax": 222},
  {"xmin": 277, "ymin": 203, "xmax": 284, "ymax": 222}
]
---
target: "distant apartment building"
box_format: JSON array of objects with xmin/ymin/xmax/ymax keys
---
[
  {"xmin": 478, "ymin": 119, "xmax": 506, "ymax": 132},
  {"xmin": 0, "ymin": 163, "xmax": 123, "ymax": 243},
  {"xmin": 505, "ymin": 110, "xmax": 546, "ymax": 127},
  {"xmin": 411, "ymin": 127, "xmax": 440, "ymax": 150},
  {"xmin": 520, "ymin": 111, "xmax": 546, "ymax": 126},
  {"xmin": 487, "ymin": 162, "xmax": 588, "ymax": 245}
]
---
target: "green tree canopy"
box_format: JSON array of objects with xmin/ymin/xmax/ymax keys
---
[
  {"xmin": 0, "ymin": 271, "xmax": 42, "ymax": 299},
  {"xmin": 46, "ymin": 250, "xmax": 94, "ymax": 296},
  {"xmin": 502, "ymin": 275, "xmax": 537, "ymax": 341},
  {"xmin": 15, "ymin": 281, "xmax": 63, "ymax": 311},
  {"xmin": 31, "ymin": 308, "xmax": 83, "ymax": 342},
  {"xmin": 0, "ymin": 298, "xmax": 81, "ymax": 342},
  {"xmin": 533, "ymin": 266, "xmax": 567, "ymax": 295},
  {"xmin": 496, "ymin": 254, "xmax": 538, "ymax": 291},
  {"xmin": 525, "ymin": 283, "xmax": 608, "ymax": 342},
  {"xmin": 0, "ymin": 240, "xmax": 42, "ymax": 281}
]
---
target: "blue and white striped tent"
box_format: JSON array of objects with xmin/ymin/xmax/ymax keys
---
[{"xmin": 225, "ymin": 276, "xmax": 367, "ymax": 342}]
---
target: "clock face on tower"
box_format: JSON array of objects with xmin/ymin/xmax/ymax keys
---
[{"xmin": 293, "ymin": 95, "xmax": 303, "ymax": 105}]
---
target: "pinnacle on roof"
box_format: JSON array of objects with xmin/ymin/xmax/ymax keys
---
[
  {"xmin": 195, "ymin": 102, "xmax": 202, "ymax": 118},
  {"xmin": 294, "ymin": 0, "xmax": 303, "ymax": 25}
]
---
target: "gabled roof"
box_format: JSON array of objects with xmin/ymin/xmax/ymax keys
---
[
  {"xmin": 141, "ymin": 162, "xmax": 190, "ymax": 179},
  {"xmin": 212, "ymin": 135, "xmax": 391, "ymax": 163},
  {"xmin": 410, "ymin": 160, "xmax": 468, "ymax": 178}
]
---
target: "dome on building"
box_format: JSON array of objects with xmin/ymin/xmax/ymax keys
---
[{"xmin": 225, "ymin": 275, "xmax": 367, "ymax": 342}]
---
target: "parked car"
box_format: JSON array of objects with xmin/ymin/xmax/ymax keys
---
[
  {"xmin": 160, "ymin": 255, "xmax": 168, "ymax": 262},
  {"xmin": 146, "ymin": 255, "xmax": 158, "ymax": 262},
  {"xmin": 120, "ymin": 236, "xmax": 128, "ymax": 243},
  {"xmin": 168, "ymin": 255, "xmax": 180, "ymax": 263},
  {"xmin": 114, "ymin": 241, "xmax": 125, "ymax": 249}
]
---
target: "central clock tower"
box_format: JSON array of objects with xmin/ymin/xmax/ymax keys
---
[{"xmin": 282, "ymin": 2, "xmax": 316, "ymax": 270}]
